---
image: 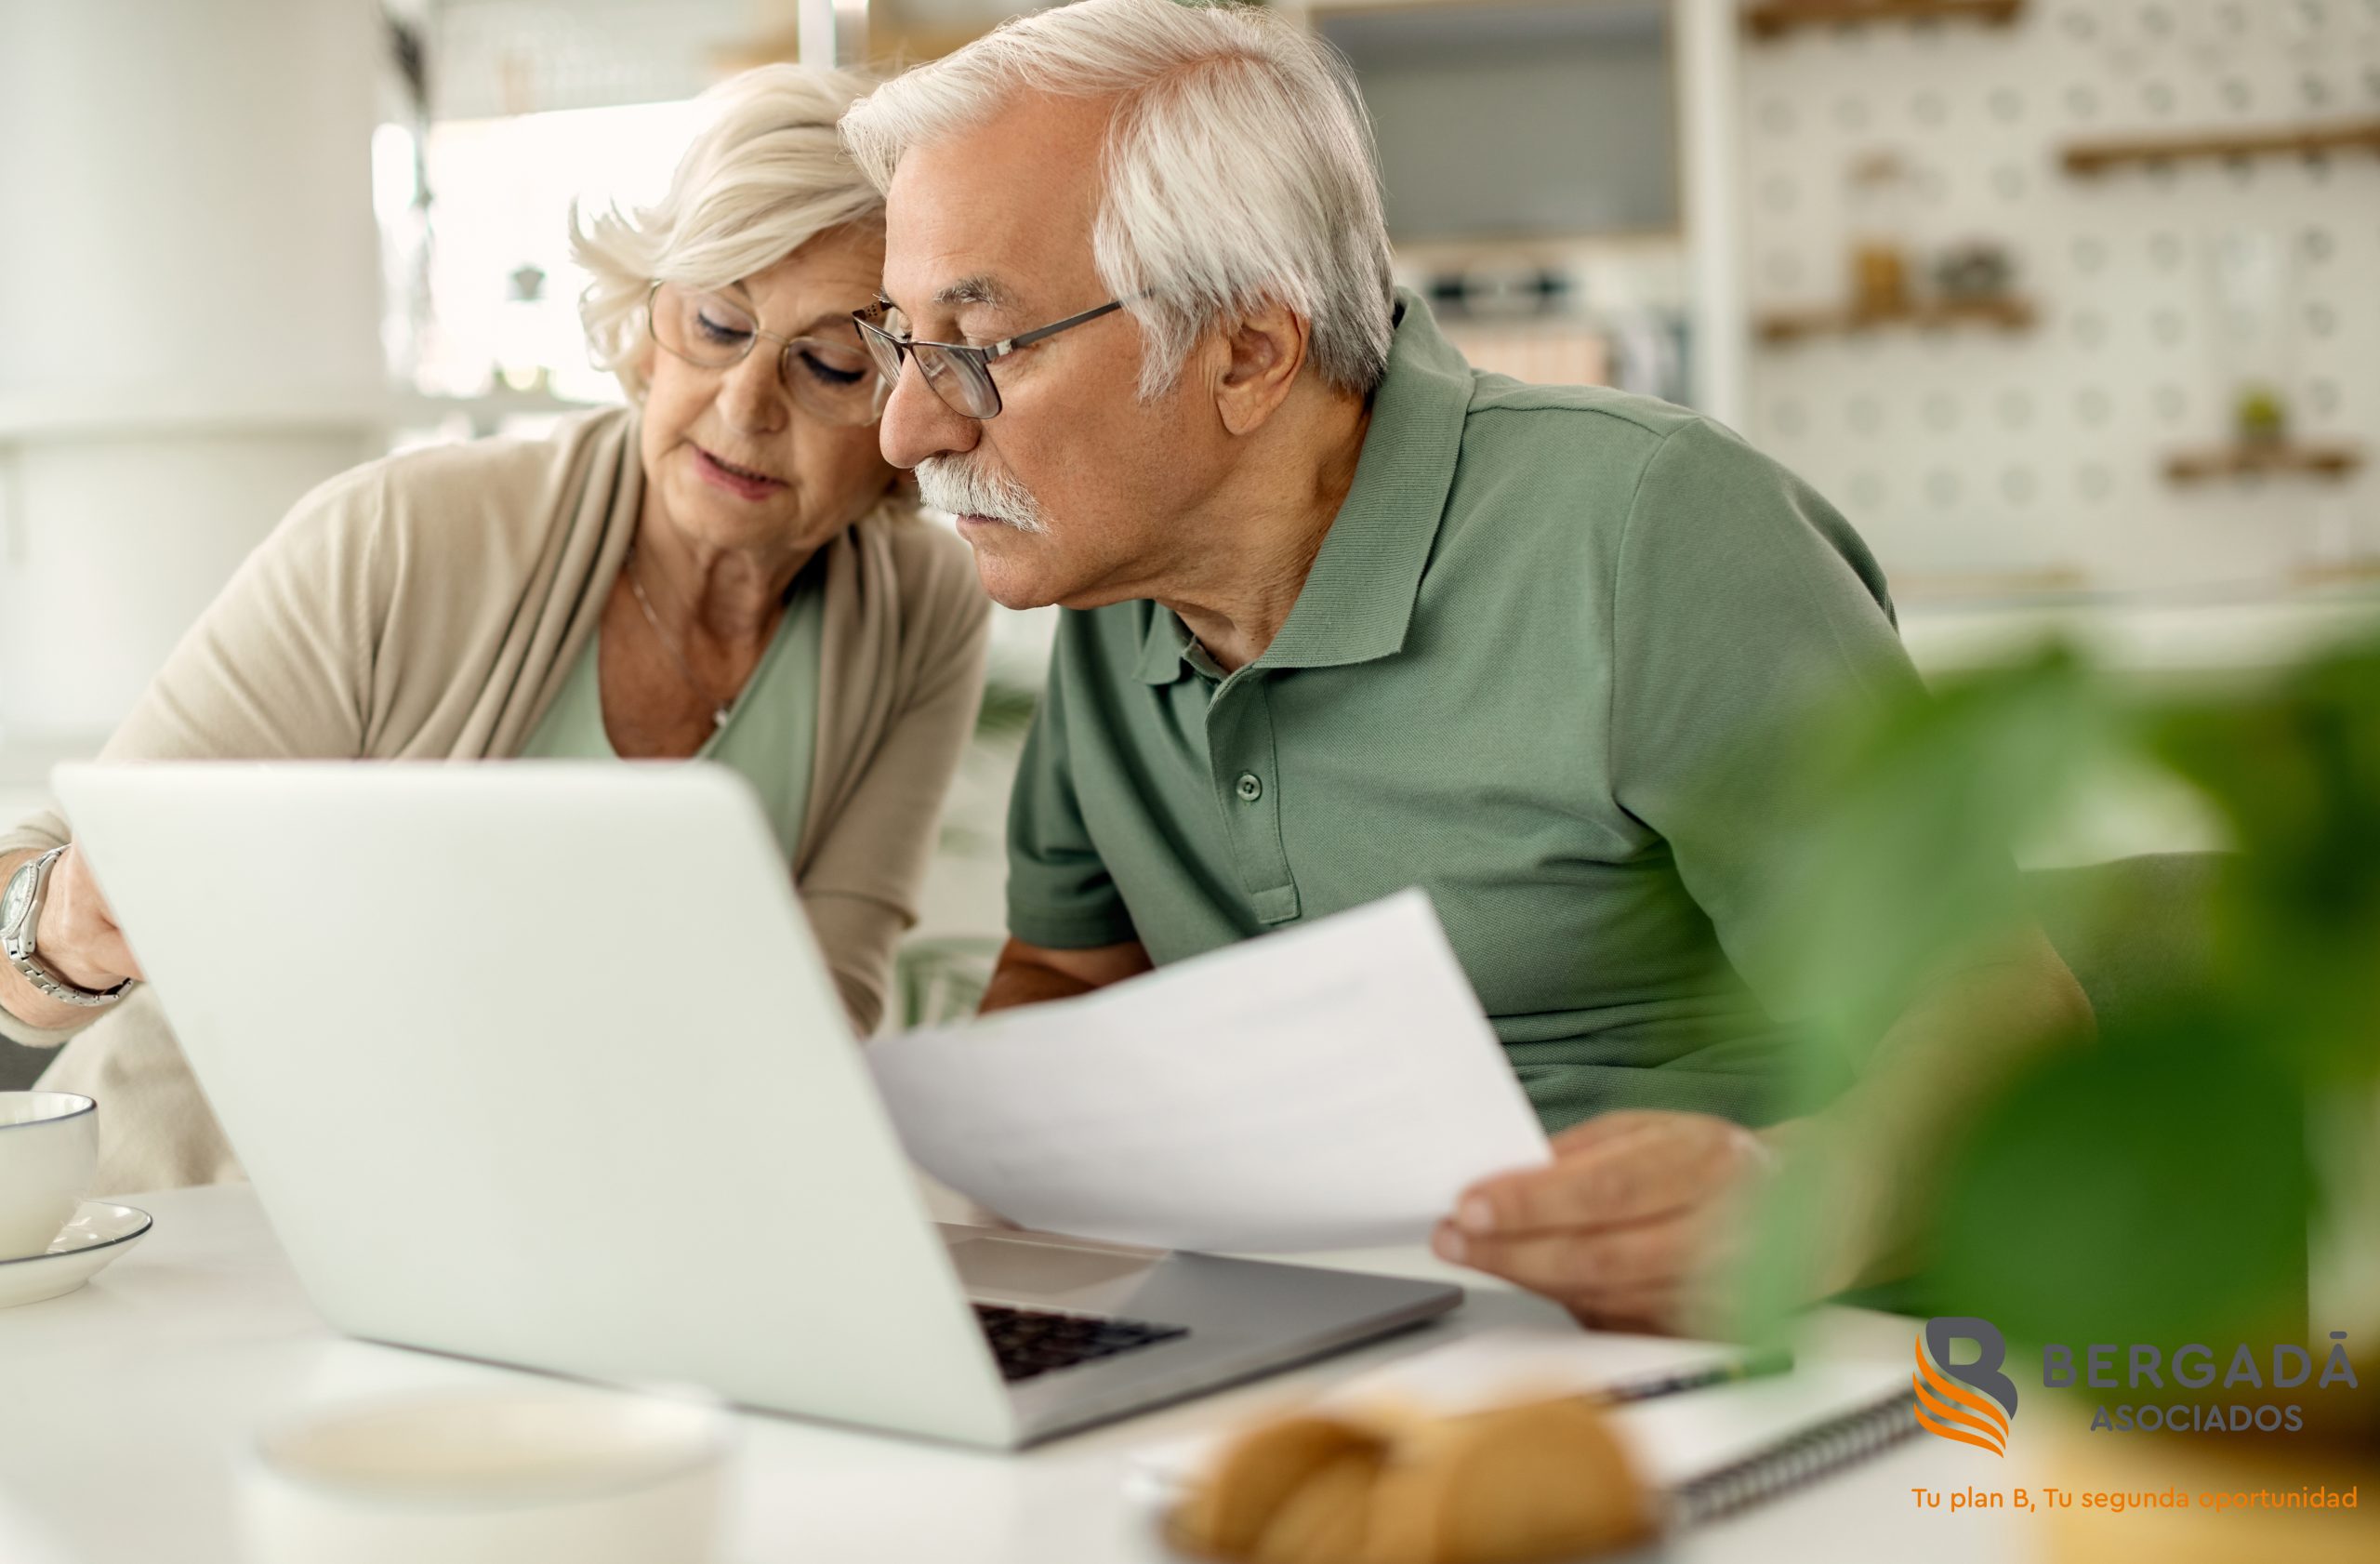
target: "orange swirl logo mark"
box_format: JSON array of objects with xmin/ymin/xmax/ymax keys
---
[{"xmin": 1913, "ymin": 1319, "xmax": 2016, "ymax": 1456}]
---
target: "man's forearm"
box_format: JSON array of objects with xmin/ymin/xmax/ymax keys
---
[
  {"xmin": 1764, "ymin": 930, "xmax": 2096, "ymax": 1294},
  {"xmin": 978, "ymin": 959, "xmax": 1099, "ymax": 1014},
  {"xmin": 976, "ymin": 936, "xmax": 1153, "ymax": 1014}
]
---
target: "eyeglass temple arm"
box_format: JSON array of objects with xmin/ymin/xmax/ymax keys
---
[
  {"xmin": 986, "ymin": 298, "xmax": 1128, "ymax": 361},
  {"xmin": 856, "ymin": 297, "xmax": 1127, "ymax": 366}
]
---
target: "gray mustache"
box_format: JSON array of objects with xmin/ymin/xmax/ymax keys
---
[{"xmin": 916, "ymin": 457, "xmax": 1048, "ymax": 535}]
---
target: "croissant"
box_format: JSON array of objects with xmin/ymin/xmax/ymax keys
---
[{"xmin": 1170, "ymin": 1394, "xmax": 1659, "ymax": 1564}]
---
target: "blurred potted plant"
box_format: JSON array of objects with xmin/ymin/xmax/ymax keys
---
[{"xmin": 1738, "ymin": 627, "xmax": 2380, "ymax": 1554}]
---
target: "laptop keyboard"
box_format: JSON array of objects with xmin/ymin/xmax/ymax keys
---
[{"xmin": 972, "ymin": 1303, "xmax": 1189, "ymax": 1384}]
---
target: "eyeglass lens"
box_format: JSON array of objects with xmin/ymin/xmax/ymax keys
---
[
  {"xmin": 857, "ymin": 311, "xmax": 1002, "ymax": 420},
  {"xmin": 650, "ymin": 285, "xmax": 887, "ymax": 426}
]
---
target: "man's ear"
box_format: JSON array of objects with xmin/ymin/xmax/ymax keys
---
[{"xmin": 1212, "ymin": 303, "xmax": 1309, "ymax": 437}]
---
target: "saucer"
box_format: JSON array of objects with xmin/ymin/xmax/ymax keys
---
[{"xmin": 0, "ymin": 1200, "xmax": 152, "ymax": 1309}]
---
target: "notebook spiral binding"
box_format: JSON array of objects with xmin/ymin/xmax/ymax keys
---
[{"xmin": 1667, "ymin": 1387, "xmax": 1924, "ymax": 1529}]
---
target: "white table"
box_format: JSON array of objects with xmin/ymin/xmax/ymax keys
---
[{"xmin": 0, "ymin": 1185, "xmax": 2036, "ymax": 1564}]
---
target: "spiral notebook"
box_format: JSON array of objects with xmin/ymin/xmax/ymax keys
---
[
  {"xmin": 1619, "ymin": 1363, "xmax": 1922, "ymax": 1528},
  {"xmin": 1128, "ymin": 1329, "xmax": 1921, "ymax": 1529}
]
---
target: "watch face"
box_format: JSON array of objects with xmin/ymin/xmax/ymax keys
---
[{"xmin": 0, "ymin": 866, "xmax": 30, "ymax": 936}]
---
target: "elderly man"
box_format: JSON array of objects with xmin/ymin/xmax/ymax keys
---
[{"xmin": 840, "ymin": 0, "xmax": 2090, "ymax": 1332}]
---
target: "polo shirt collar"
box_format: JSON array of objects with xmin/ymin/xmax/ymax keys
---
[
  {"xmin": 1135, "ymin": 288, "xmax": 1473, "ymax": 683},
  {"xmin": 1134, "ymin": 604, "xmax": 1215, "ymax": 683}
]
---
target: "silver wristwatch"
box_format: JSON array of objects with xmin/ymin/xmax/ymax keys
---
[{"xmin": 2, "ymin": 847, "xmax": 133, "ymax": 1010}]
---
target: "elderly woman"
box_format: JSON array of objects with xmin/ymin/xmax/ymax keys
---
[{"xmin": 0, "ymin": 64, "xmax": 987, "ymax": 1194}]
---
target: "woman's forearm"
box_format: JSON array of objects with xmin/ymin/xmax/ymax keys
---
[
  {"xmin": 0, "ymin": 841, "xmax": 143, "ymax": 1036},
  {"xmin": 0, "ymin": 847, "xmax": 99, "ymax": 1036}
]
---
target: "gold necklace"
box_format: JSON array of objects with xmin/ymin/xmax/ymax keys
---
[{"xmin": 623, "ymin": 554, "xmax": 733, "ymax": 731}]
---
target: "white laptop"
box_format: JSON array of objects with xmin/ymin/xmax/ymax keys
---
[{"xmin": 56, "ymin": 762, "xmax": 1460, "ymax": 1449}]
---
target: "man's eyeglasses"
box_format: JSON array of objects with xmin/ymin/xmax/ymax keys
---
[
  {"xmin": 853, "ymin": 298, "xmax": 1126, "ymax": 420},
  {"xmin": 646, "ymin": 281, "xmax": 889, "ymax": 427}
]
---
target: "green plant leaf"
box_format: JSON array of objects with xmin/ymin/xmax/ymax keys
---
[{"xmin": 1924, "ymin": 1013, "xmax": 2311, "ymax": 1346}]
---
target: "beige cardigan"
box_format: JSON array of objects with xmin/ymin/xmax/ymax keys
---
[{"xmin": 0, "ymin": 407, "xmax": 989, "ymax": 1193}]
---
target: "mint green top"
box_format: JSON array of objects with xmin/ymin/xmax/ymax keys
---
[
  {"xmin": 520, "ymin": 565, "xmax": 826, "ymax": 859},
  {"xmin": 1004, "ymin": 292, "xmax": 1925, "ymax": 1133}
]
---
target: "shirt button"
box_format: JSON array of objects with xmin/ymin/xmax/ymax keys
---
[{"xmin": 1234, "ymin": 772, "xmax": 1263, "ymax": 803}]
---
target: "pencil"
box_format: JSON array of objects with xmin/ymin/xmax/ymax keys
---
[{"xmin": 1593, "ymin": 1346, "xmax": 1797, "ymax": 1405}]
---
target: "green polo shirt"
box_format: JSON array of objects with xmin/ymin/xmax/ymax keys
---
[{"xmin": 1005, "ymin": 291, "xmax": 1924, "ymax": 1132}]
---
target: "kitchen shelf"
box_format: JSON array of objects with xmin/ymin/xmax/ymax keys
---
[
  {"xmin": 1891, "ymin": 565, "xmax": 2090, "ymax": 603},
  {"xmin": 1756, "ymin": 295, "xmax": 2037, "ymax": 345},
  {"xmin": 2165, "ymin": 444, "xmax": 2366, "ymax": 484},
  {"xmin": 2295, "ymin": 561, "xmax": 2380, "ymax": 589},
  {"xmin": 2064, "ymin": 119, "xmax": 2380, "ymax": 177},
  {"xmin": 1744, "ymin": 0, "xmax": 2023, "ymax": 40}
]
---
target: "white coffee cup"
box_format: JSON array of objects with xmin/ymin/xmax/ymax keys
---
[
  {"xmin": 0, "ymin": 1093, "xmax": 98, "ymax": 1259},
  {"xmin": 241, "ymin": 1384, "xmax": 733, "ymax": 1564}
]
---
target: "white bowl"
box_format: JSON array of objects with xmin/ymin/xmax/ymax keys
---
[
  {"xmin": 241, "ymin": 1385, "xmax": 734, "ymax": 1564},
  {"xmin": 0, "ymin": 1093, "xmax": 98, "ymax": 1260},
  {"xmin": 0, "ymin": 1200, "xmax": 151, "ymax": 1309}
]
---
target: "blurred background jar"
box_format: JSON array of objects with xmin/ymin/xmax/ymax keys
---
[{"xmin": 1844, "ymin": 152, "xmax": 1917, "ymax": 319}]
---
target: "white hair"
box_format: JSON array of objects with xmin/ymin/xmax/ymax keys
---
[
  {"xmin": 575, "ymin": 63, "xmax": 888, "ymax": 401},
  {"xmin": 839, "ymin": 0, "xmax": 1395, "ymax": 399}
]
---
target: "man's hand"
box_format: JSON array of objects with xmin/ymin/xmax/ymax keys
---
[
  {"xmin": 1430, "ymin": 1110, "xmax": 1780, "ymax": 1336},
  {"xmin": 1423, "ymin": 936, "xmax": 2092, "ymax": 1336}
]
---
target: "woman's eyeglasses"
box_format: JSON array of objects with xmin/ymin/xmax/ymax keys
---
[
  {"xmin": 645, "ymin": 281, "xmax": 889, "ymax": 427},
  {"xmin": 852, "ymin": 298, "xmax": 1126, "ymax": 421}
]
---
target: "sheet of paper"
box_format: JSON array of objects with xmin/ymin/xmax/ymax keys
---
[
  {"xmin": 866, "ymin": 890, "xmax": 1551, "ymax": 1253},
  {"xmin": 1606, "ymin": 1357, "xmax": 1910, "ymax": 1488},
  {"xmin": 1310, "ymin": 1327, "xmax": 1747, "ymax": 1416}
]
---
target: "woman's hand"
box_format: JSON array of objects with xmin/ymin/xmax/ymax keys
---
[{"xmin": 30, "ymin": 844, "xmax": 141, "ymax": 991}]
